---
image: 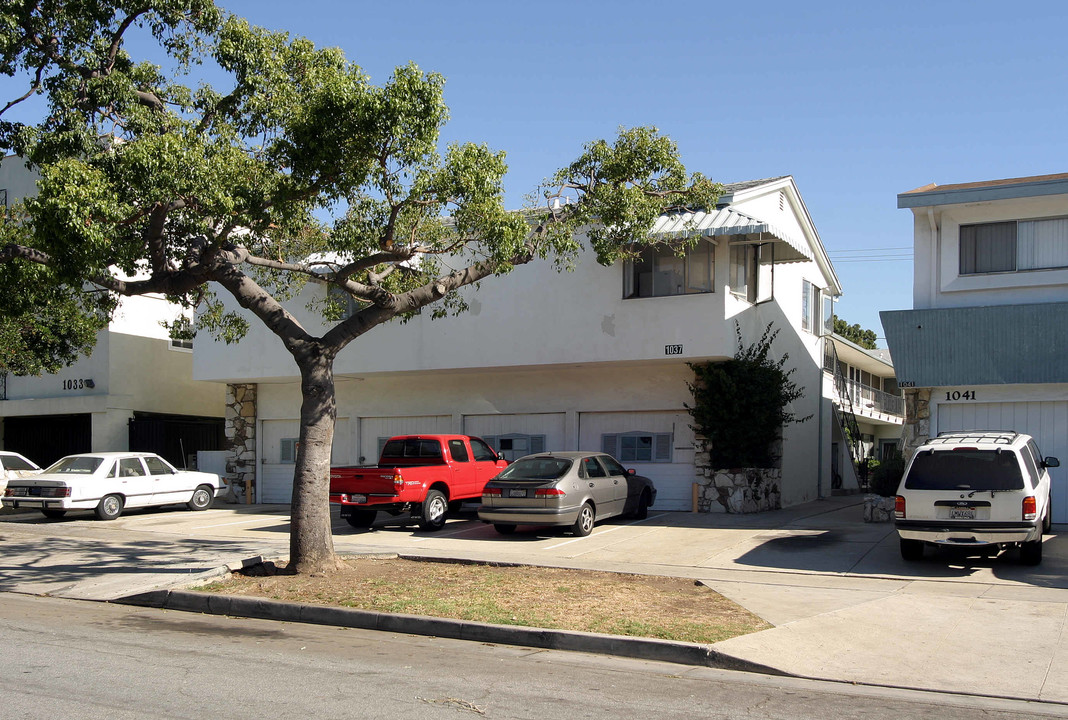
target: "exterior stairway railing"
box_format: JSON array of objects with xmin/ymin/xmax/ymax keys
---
[{"xmin": 824, "ymin": 341, "xmax": 865, "ymax": 489}]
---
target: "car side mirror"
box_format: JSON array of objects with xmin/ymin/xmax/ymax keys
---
[{"xmin": 1044, "ymin": 457, "xmax": 1060, "ymax": 468}]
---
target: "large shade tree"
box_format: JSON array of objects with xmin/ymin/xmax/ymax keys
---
[{"xmin": 0, "ymin": 0, "xmax": 720, "ymax": 573}]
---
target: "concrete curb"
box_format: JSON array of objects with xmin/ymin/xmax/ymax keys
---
[{"xmin": 118, "ymin": 587, "xmax": 787, "ymax": 675}]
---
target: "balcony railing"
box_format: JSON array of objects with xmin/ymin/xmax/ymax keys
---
[{"xmin": 838, "ymin": 379, "xmax": 904, "ymax": 417}]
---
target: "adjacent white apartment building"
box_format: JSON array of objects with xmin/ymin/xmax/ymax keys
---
[
  {"xmin": 0, "ymin": 155, "xmax": 226, "ymax": 468},
  {"xmin": 882, "ymin": 172, "xmax": 1068, "ymax": 523},
  {"xmin": 195, "ymin": 176, "xmax": 880, "ymax": 511}
]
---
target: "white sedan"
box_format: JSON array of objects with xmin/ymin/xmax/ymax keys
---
[
  {"xmin": 1, "ymin": 452, "xmax": 226, "ymax": 520},
  {"xmin": 0, "ymin": 450, "xmax": 42, "ymax": 497}
]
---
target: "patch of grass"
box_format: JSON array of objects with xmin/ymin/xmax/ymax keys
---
[{"xmin": 198, "ymin": 557, "xmax": 771, "ymax": 644}]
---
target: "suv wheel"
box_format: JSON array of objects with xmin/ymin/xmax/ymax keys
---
[
  {"xmin": 900, "ymin": 538, "xmax": 924, "ymax": 561},
  {"xmin": 1020, "ymin": 539, "xmax": 1043, "ymax": 566},
  {"xmin": 1043, "ymin": 500, "xmax": 1052, "ymax": 534}
]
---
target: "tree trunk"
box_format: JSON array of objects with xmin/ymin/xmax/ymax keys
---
[{"xmin": 288, "ymin": 350, "xmax": 344, "ymax": 574}]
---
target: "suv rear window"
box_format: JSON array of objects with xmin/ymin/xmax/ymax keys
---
[{"xmin": 904, "ymin": 449, "xmax": 1024, "ymax": 491}]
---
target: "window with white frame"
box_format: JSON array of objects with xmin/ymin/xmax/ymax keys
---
[
  {"xmin": 280, "ymin": 438, "xmax": 298, "ymax": 463},
  {"xmin": 729, "ymin": 244, "xmax": 760, "ymax": 303},
  {"xmin": 802, "ymin": 280, "xmax": 825, "ymax": 334},
  {"xmin": 960, "ymin": 217, "xmax": 1068, "ymax": 274},
  {"xmin": 623, "ymin": 240, "xmax": 714, "ymax": 298},
  {"xmin": 482, "ymin": 433, "xmax": 546, "ymax": 462},
  {"xmin": 601, "ymin": 431, "xmax": 672, "ymax": 463}
]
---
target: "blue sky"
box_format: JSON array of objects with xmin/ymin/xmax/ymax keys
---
[{"xmin": 8, "ymin": 1, "xmax": 1068, "ymax": 346}]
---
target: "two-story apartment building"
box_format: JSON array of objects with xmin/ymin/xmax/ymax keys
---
[
  {"xmin": 195, "ymin": 176, "xmax": 866, "ymax": 511},
  {"xmin": 0, "ymin": 155, "xmax": 226, "ymax": 468},
  {"xmin": 824, "ymin": 335, "xmax": 903, "ymax": 489},
  {"xmin": 882, "ymin": 172, "xmax": 1068, "ymax": 523}
]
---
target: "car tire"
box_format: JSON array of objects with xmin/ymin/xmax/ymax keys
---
[
  {"xmin": 899, "ymin": 538, "xmax": 924, "ymax": 561},
  {"xmin": 1020, "ymin": 539, "xmax": 1043, "ymax": 566},
  {"xmin": 187, "ymin": 485, "xmax": 214, "ymax": 511},
  {"xmin": 95, "ymin": 494, "xmax": 124, "ymax": 521},
  {"xmin": 632, "ymin": 490, "xmax": 651, "ymax": 520},
  {"xmin": 571, "ymin": 503, "xmax": 595, "ymax": 537},
  {"xmin": 418, "ymin": 489, "xmax": 448, "ymax": 531},
  {"xmin": 493, "ymin": 523, "xmax": 517, "ymax": 535},
  {"xmin": 1043, "ymin": 499, "xmax": 1052, "ymax": 534},
  {"xmin": 40, "ymin": 509, "xmax": 67, "ymax": 519},
  {"xmin": 344, "ymin": 509, "xmax": 377, "ymax": 529}
]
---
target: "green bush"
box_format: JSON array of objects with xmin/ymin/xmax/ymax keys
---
[
  {"xmin": 869, "ymin": 455, "xmax": 906, "ymax": 497},
  {"xmin": 688, "ymin": 323, "xmax": 810, "ymax": 468}
]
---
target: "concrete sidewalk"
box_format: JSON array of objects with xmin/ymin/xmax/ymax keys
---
[{"xmin": 3, "ymin": 497, "xmax": 1068, "ymax": 704}]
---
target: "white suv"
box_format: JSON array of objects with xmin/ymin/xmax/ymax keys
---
[{"xmin": 894, "ymin": 432, "xmax": 1058, "ymax": 565}]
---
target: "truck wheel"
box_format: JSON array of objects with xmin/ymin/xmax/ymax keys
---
[
  {"xmin": 344, "ymin": 509, "xmax": 377, "ymax": 529},
  {"xmin": 418, "ymin": 489, "xmax": 448, "ymax": 531}
]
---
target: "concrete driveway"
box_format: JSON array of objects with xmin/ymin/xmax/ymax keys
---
[{"xmin": 3, "ymin": 496, "xmax": 1068, "ymax": 703}]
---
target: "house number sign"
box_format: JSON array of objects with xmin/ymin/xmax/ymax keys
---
[
  {"xmin": 944, "ymin": 389, "xmax": 976, "ymax": 401},
  {"xmin": 665, "ymin": 344, "xmax": 683, "ymax": 356},
  {"xmin": 62, "ymin": 378, "xmax": 95, "ymax": 391}
]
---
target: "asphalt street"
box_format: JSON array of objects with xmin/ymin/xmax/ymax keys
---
[{"xmin": 0, "ymin": 593, "xmax": 1060, "ymax": 720}]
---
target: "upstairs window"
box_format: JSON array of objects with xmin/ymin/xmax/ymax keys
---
[
  {"xmin": 960, "ymin": 217, "xmax": 1068, "ymax": 274},
  {"xmin": 729, "ymin": 244, "xmax": 760, "ymax": 303},
  {"xmin": 624, "ymin": 240, "xmax": 714, "ymax": 298}
]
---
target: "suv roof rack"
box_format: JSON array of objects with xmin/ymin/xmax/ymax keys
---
[{"xmin": 928, "ymin": 431, "xmax": 1020, "ymax": 446}]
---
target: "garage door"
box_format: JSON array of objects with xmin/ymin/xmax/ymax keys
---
[
  {"xmin": 259, "ymin": 418, "xmax": 351, "ymax": 504},
  {"xmin": 938, "ymin": 401, "xmax": 1068, "ymax": 523},
  {"xmin": 578, "ymin": 410, "xmax": 694, "ymax": 511},
  {"xmin": 463, "ymin": 413, "xmax": 566, "ymax": 461},
  {"xmin": 358, "ymin": 415, "xmax": 453, "ymax": 466}
]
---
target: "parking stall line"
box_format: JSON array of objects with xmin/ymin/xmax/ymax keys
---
[
  {"xmin": 410, "ymin": 522, "xmax": 487, "ymax": 542},
  {"xmin": 191, "ymin": 516, "xmax": 290, "ymax": 530},
  {"xmin": 541, "ymin": 513, "xmax": 669, "ymax": 550}
]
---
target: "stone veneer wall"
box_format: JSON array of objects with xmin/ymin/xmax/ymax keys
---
[
  {"xmin": 899, "ymin": 388, "xmax": 932, "ymax": 461},
  {"xmin": 693, "ymin": 439, "xmax": 782, "ymax": 513},
  {"xmin": 225, "ymin": 383, "xmax": 257, "ymax": 504}
]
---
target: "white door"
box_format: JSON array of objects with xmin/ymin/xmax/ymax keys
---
[
  {"xmin": 578, "ymin": 410, "xmax": 693, "ymax": 511},
  {"xmin": 358, "ymin": 415, "xmax": 453, "ymax": 466},
  {"xmin": 259, "ymin": 418, "xmax": 351, "ymax": 504},
  {"xmin": 938, "ymin": 401, "xmax": 1068, "ymax": 523},
  {"xmin": 462, "ymin": 413, "xmax": 566, "ymax": 461}
]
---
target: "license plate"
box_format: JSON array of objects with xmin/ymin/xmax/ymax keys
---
[
  {"xmin": 508, "ymin": 489, "xmax": 526, "ymax": 498},
  {"xmin": 349, "ymin": 494, "xmax": 367, "ymax": 504},
  {"xmin": 949, "ymin": 507, "xmax": 975, "ymax": 520}
]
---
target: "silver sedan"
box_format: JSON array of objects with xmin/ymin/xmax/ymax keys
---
[{"xmin": 477, "ymin": 451, "xmax": 656, "ymax": 536}]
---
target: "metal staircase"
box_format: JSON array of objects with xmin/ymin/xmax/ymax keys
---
[{"xmin": 824, "ymin": 341, "xmax": 864, "ymax": 489}]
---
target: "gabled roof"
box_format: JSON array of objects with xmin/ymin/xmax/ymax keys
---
[{"xmin": 649, "ymin": 175, "xmax": 842, "ymax": 295}]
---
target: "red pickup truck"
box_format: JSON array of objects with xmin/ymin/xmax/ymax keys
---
[{"xmin": 330, "ymin": 434, "xmax": 508, "ymax": 531}]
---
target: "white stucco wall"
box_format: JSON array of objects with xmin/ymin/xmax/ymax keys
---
[{"xmin": 910, "ymin": 192, "xmax": 1068, "ymax": 310}]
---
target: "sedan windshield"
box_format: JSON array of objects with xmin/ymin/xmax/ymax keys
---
[
  {"xmin": 496, "ymin": 457, "xmax": 572, "ymax": 480},
  {"xmin": 42, "ymin": 456, "xmax": 104, "ymax": 475}
]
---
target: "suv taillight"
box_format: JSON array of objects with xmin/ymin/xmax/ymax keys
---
[
  {"xmin": 1023, "ymin": 496, "xmax": 1037, "ymax": 521},
  {"xmin": 895, "ymin": 495, "xmax": 906, "ymax": 519}
]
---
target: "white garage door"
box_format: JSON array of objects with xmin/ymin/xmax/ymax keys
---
[
  {"xmin": 259, "ymin": 418, "xmax": 350, "ymax": 504},
  {"xmin": 358, "ymin": 415, "xmax": 453, "ymax": 466},
  {"xmin": 463, "ymin": 413, "xmax": 566, "ymax": 461},
  {"xmin": 578, "ymin": 410, "xmax": 694, "ymax": 511},
  {"xmin": 938, "ymin": 401, "xmax": 1068, "ymax": 523}
]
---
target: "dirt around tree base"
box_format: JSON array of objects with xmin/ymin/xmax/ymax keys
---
[{"xmin": 198, "ymin": 556, "xmax": 771, "ymax": 644}]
